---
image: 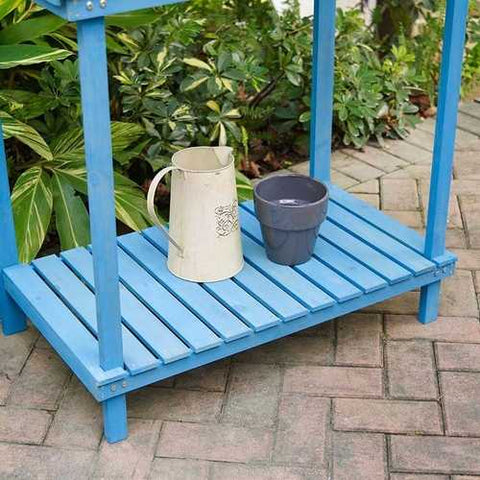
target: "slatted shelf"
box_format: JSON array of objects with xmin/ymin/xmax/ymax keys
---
[{"xmin": 2, "ymin": 186, "xmax": 457, "ymax": 400}]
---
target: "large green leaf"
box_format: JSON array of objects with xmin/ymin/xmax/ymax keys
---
[
  {"xmin": 0, "ymin": 45, "xmax": 71, "ymax": 69},
  {"xmin": 51, "ymin": 122, "xmax": 145, "ymax": 162},
  {"xmin": 0, "ymin": 89, "xmax": 54, "ymax": 120},
  {"xmin": 12, "ymin": 167, "xmax": 53, "ymax": 263},
  {"xmin": 0, "ymin": 111, "xmax": 53, "ymax": 160},
  {"xmin": 106, "ymin": 9, "xmax": 160, "ymax": 29},
  {"xmin": 54, "ymin": 162, "xmax": 151, "ymax": 231},
  {"xmin": 51, "ymin": 171, "xmax": 90, "ymax": 251},
  {"xmin": 0, "ymin": 15, "xmax": 67, "ymax": 45},
  {"xmin": 0, "ymin": 0, "xmax": 22, "ymax": 21},
  {"xmin": 235, "ymin": 170, "xmax": 253, "ymax": 202},
  {"xmin": 113, "ymin": 173, "xmax": 151, "ymax": 231}
]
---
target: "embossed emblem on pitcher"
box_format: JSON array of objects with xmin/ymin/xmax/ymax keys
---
[{"xmin": 215, "ymin": 200, "xmax": 239, "ymax": 237}]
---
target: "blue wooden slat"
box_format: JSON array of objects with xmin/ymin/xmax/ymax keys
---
[
  {"xmin": 0, "ymin": 124, "xmax": 27, "ymax": 335},
  {"xmin": 114, "ymin": 248, "xmax": 222, "ymax": 353},
  {"xmin": 32, "ymin": 256, "xmax": 159, "ymax": 375},
  {"xmin": 233, "ymin": 264, "xmax": 308, "ymax": 321},
  {"xmin": 329, "ymin": 185, "xmax": 425, "ymax": 250},
  {"xmin": 241, "ymin": 201, "xmax": 387, "ymax": 294},
  {"xmin": 120, "ymin": 232, "xmax": 258, "ymax": 337},
  {"xmin": 3, "ymin": 265, "xmax": 126, "ymax": 389},
  {"xmin": 62, "ymin": 248, "xmax": 218, "ymax": 355},
  {"xmin": 310, "ymin": 0, "xmax": 336, "ymax": 181},
  {"xmin": 98, "ymin": 262, "xmax": 455, "ymax": 401},
  {"xmin": 142, "ymin": 228, "xmax": 280, "ymax": 331},
  {"xmin": 313, "ymin": 238, "xmax": 387, "ymax": 293},
  {"xmin": 61, "ymin": 248, "xmax": 191, "ymax": 364},
  {"xmin": 241, "ymin": 234, "xmax": 335, "ymax": 311},
  {"xmin": 328, "ymin": 184, "xmax": 456, "ymax": 267},
  {"xmin": 143, "ymin": 227, "xmax": 307, "ymax": 322},
  {"xmin": 77, "ymin": 18, "xmax": 123, "ymax": 371},
  {"xmin": 79, "ymin": 245, "xmax": 221, "ymax": 353},
  {"xmin": 320, "ymin": 221, "xmax": 411, "ymax": 284},
  {"xmin": 327, "ymin": 202, "xmax": 435, "ymax": 275},
  {"xmin": 238, "ymin": 207, "xmax": 362, "ymax": 302}
]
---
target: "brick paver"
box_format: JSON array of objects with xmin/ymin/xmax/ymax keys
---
[
  {"xmin": 1, "ymin": 104, "xmax": 480, "ymax": 478},
  {"xmin": 334, "ymin": 398, "xmax": 443, "ymax": 434}
]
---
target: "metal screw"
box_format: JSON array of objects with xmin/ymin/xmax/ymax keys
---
[
  {"xmin": 99, "ymin": 0, "xmax": 107, "ymax": 7},
  {"xmin": 86, "ymin": 1, "xmax": 93, "ymax": 10},
  {"xmin": 121, "ymin": 381, "xmax": 127, "ymax": 388},
  {"xmin": 110, "ymin": 384, "xmax": 117, "ymax": 392}
]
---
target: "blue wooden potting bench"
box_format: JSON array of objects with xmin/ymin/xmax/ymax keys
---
[{"xmin": 0, "ymin": 0, "xmax": 468, "ymax": 443}]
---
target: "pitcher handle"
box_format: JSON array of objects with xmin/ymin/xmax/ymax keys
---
[{"xmin": 147, "ymin": 166, "xmax": 184, "ymax": 254}]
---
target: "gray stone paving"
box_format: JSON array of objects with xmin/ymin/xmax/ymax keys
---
[{"xmin": 0, "ymin": 103, "xmax": 480, "ymax": 479}]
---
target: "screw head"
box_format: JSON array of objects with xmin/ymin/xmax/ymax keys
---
[
  {"xmin": 121, "ymin": 381, "xmax": 127, "ymax": 388},
  {"xmin": 110, "ymin": 384, "xmax": 117, "ymax": 392},
  {"xmin": 86, "ymin": 1, "xmax": 93, "ymax": 10},
  {"xmin": 99, "ymin": 0, "xmax": 107, "ymax": 7}
]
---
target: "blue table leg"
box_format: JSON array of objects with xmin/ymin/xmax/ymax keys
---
[
  {"xmin": 419, "ymin": 0, "xmax": 469, "ymax": 324},
  {"xmin": 76, "ymin": 18, "xmax": 124, "ymax": 369},
  {"xmin": 102, "ymin": 394, "xmax": 128, "ymax": 443},
  {"xmin": 309, "ymin": 0, "xmax": 336, "ymax": 182},
  {"xmin": 0, "ymin": 124, "xmax": 27, "ymax": 336}
]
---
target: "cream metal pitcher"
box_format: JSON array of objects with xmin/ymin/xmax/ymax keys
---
[{"xmin": 147, "ymin": 146, "xmax": 244, "ymax": 282}]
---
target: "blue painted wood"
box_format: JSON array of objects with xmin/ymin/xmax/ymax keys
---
[
  {"xmin": 77, "ymin": 18, "xmax": 123, "ymax": 371},
  {"xmin": 32, "ymin": 256, "xmax": 159, "ymax": 375},
  {"xmin": 3, "ymin": 264, "xmax": 126, "ymax": 394},
  {"xmin": 98, "ymin": 262, "xmax": 455, "ymax": 401},
  {"xmin": 61, "ymin": 248, "xmax": 191, "ymax": 364},
  {"xmin": 141, "ymin": 229, "xmax": 280, "ymax": 331},
  {"xmin": 241, "ymin": 200, "xmax": 387, "ymax": 294},
  {"xmin": 113, "ymin": 248, "xmax": 222, "ymax": 353},
  {"xmin": 313, "ymin": 238, "xmax": 387, "ymax": 293},
  {"xmin": 309, "ymin": 0, "xmax": 336, "ymax": 181},
  {"xmin": 238, "ymin": 206, "xmax": 362, "ymax": 302},
  {"xmin": 61, "ymin": 247, "xmax": 218, "ymax": 356},
  {"xmin": 420, "ymin": 0, "xmax": 469, "ymax": 324},
  {"xmin": 241, "ymin": 235, "xmax": 336, "ymax": 311},
  {"xmin": 102, "ymin": 394, "xmax": 128, "ymax": 444},
  {"xmin": 419, "ymin": 280, "xmax": 442, "ymax": 325},
  {"xmin": 143, "ymin": 227, "xmax": 307, "ymax": 322},
  {"xmin": 0, "ymin": 124, "xmax": 27, "ymax": 335},
  {"xmin": 320, "ymin": 221, "xmax": 411, "ymax": 284},
  {"xmin": 36, "ymin": 0, "xmax": 185, "ymax": 22},
  {"xmin": 120, "ymin": 232, "xmax": 255, "ymax": 338},
  {"xmin": 327, "ymin": 202, "xmax": 435, "ymax": 275},
  {"xmin": 328, "ymin": 184, "xmax": 457, "ymax": 267}
]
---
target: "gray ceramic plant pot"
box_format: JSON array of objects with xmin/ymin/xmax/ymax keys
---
[{"xmin": 254, "ymin": 174, "xmax": 329, "ymax": 266}]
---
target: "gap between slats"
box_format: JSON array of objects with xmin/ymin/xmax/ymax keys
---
[
  {"xmin": 60, "ymin": 248, "xmax": 198, "ymax": 363},
  {"xmin": 141, "ymin": 226, "xmax": 308, "ymax": 322},
  {"xmin": 238, "ymin": 206, "xmax": 362, "ymax": 303}
]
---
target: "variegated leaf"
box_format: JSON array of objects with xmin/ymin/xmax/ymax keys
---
[
  {"xmin": 12, "ymin": 167, "xmax": 53, "ymax": 263},
  {"xmin": 51, "ymin": 171, "xmax": 90, "ymax": 251}
]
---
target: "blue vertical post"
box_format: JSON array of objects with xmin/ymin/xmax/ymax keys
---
[
  {"xmin": 77, "ymin": 17, "xmax": 127, "ymax": 441},
  {"xmin": 419, "ymin": 0, "xmax": 469, "ymax": 324},
  {"xmin": 0, "ymin": 124, "xmax": 27, "ymax": 336},
  {"xmin": 309, "ymin": 0, "xmax": 336, "ymax": 181},
  {"xmin": 0, "ymin": 125, "xmax": 27, "ymax": 336}
]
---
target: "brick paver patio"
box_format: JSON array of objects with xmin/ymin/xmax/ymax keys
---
[{"xmin": 1, "ymin": 103, "xmax": 480, "ymax": 479}]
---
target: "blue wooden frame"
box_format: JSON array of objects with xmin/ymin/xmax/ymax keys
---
[
  {"xmin": 0, "ymin": 0, "xmax": 469, "ymax": 444},
  {"xmin": 419, "ymin": 0, "xmax": 469, "ymax": 323},
  {"xmin": 0, "ymin": 125, "xmax": 27, "ymax": 336}
]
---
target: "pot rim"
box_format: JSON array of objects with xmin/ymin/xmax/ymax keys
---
[{"xmin": 254, "ymin": 174, "xmax": 329, "ymax": 209}]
